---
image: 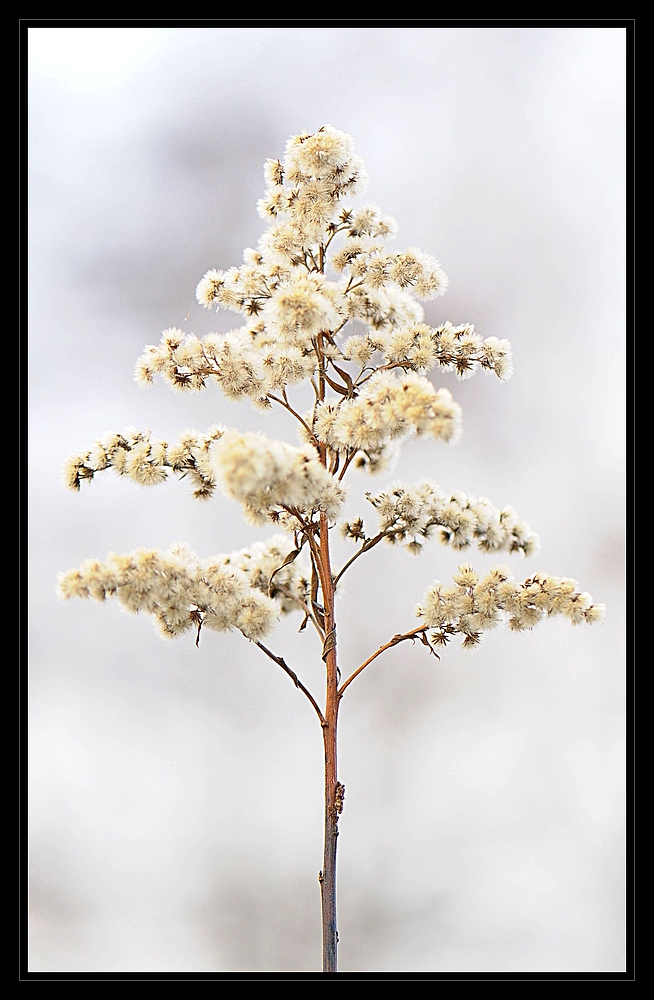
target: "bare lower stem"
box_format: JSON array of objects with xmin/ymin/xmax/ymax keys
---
[
  {"xmin": 321, "ymin": 706, "xmax": 339, "ymax": 973},
  {"xmin": 319, "ymin": 511, "xmax": 341, "ymax": 974}
]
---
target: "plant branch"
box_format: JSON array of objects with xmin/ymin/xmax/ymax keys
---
[
  {"xmin": 330, "ymin": 318, "xmax": 349, "ymax": 339},
  {"xmin": 333, "ymin": 532, "xmax": 386, "ymax": 588},
  {"xmin": 307, "ymin": 529, "xmax": 332, "ymax": 607},
  {"xmin": 307, "ymin": 248, "xmax": 320, "ymax": 271},
  {"xmin": 338, "ymin": 625, "xmax": 436, "ymax": 698},
  {"xmin": 343, "ymin": 277, "xmax": 365, "ymax": 295},
  {"xmin": 321, "ymin": 222, "xmax": 349, "ymax": 257},
  {"xmin": 268, "ymin": 392, "xmax": 319, "ymax": 448},
  {"xmin": 253, "ymin": 639, "xmax": 326, "ymax": 727},
  {"xmin": 283, "ymin": 511, "xmax": 329, "ymax": 610},
  {"xmin": 273, "ymin": 583, "xmax": 325, "ymax": 639},
  {"xmin": 336, "ymin": 449, "xmax": 358, "ymax": 482},
  {"xmin": 355, "ymin": 360, "xmax": 412, "ymax": 388}
]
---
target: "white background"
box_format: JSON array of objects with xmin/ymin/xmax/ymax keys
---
[{"xmin": 28, "ymin": 26, "xmax": 627, "ymax": 973}]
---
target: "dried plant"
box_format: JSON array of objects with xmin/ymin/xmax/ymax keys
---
[{"xmin": 59, "ymin": 126, "xmax": 604, "ymax": 973}]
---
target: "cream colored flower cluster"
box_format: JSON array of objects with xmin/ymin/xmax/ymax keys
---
[
  {"xmin": 416, "ymin": 564, "xmax": 605, "ymax": 648},
  {"xmin": 313, "ymin": 372, "xmax": 461, "ymax": 452},
  {"xmin": 59, "ymin": 126, "xmax": 603, "ymax": 654},
  {"xmin": 62, "ymin": 423, "xmax": 345, "ymax": 527},
  {"xmin": 57, "ymin": 542, "xmax": 280, "ymax": 641},
  {"xmin": 257, "ymin": 126, "xmax": 368, "ymax": 230},
  {"xmin": 343, "ymin": 321, "xmax": 513, "ymax": 381},
  {"xmin": 135, "ymin": 325, "xmax": 318, "ymax": 407},
  {"xmin": 135, "ymin": 125, "xmax": 498, "ymax": 456},
  {"xmin": 62, "ymin": 426, "xmax": 225, "ymax": 500},
  {"xmin": 210, "ymin": 429, "xmax": 346, "ymax": 526},
  {"xmin": 261, "ymin": 273, "xmax": 346, "ymax": 349},
  {"xmin": 361, "ymin": 482, "xmax": 539, "ymax": 555},
  {"xmin": 219, "ymin": 534, "xmax": 309, "ymax": 615},
  {"xmin": 194, "ymin": 126, "xmax": 448, "ymax": 343}
]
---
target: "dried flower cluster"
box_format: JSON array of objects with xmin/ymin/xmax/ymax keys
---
[
  {"xmin": 57, "ymin": 542, "xmax": 280, "ymax": 641},
  {"xmin": 60, "ymin": 123, "xmax": 603, "ymax": 652},
  {"xmin": 343, "ymin": 481, "xmax": 540, "ymax": 556},
  {"xmin": 313, "ymin": 372, "xmax": 461, "ymax": 453},
  {"xmin": 63, "ymin": 425, "xmax": 225, "ymax": 500},
  {"xmin": 341, "ymin": 321, "xmax": 513, "ymax": 381},
  {"xmin": 211, "ymin": 429, "xmax": 345, "ymax": 525},
  {"xmin": 220, "ymin": 534, "xmax": 309, "ymax": 615},
  {"xmin": 416, "ymin": 564, "xmax": 605, "ymax": 649},
  {"xmin": 134, "ymin": 125, "xmax": 507, "ymax": 465},
  {"xmin": 57, "ymin": 533, "xmax": 310, "ymax": 641}
]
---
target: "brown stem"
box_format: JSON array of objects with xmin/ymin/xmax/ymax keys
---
[
  {"xmin": 318, "ymin": 511, "xmax": 340, "ymax": 973},
  {"xmin": 338, "ymin": 625, "xmax": 431, "ymax": 698},
  {"xmin": 337, "ymin": 449, "xmax": 357, "ymax": 482},
  {"xmin": 354, "ymin": 360, "xmax": 412, "ymax": 388},
  {"xmin": 317, "ymin": 334, "xmax": 327, "ymax": 406},
  {"xmin": 267, "ymin": 392, "xmax": 319, "ymax": 448},
  {"xmin": 333, "ymin": 532, "xmax": 386, "ymax": 589},
  {"xmin": 272, "ymin": 583, "xmax": 325, "ymax": 639},
  {"xmin": 252, "ymin": 639, "xmax": 326, "ymax": 727},
  {"xmin": 321, "ymin": 222, "xmax": 349, "ymax": 257}
]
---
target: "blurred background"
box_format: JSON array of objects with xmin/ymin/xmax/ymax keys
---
[{"xmin": 28, "ymin": 26, "xmax": 627, "ymax": 973}]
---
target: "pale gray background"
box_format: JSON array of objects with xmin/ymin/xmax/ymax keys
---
[{"xmin": 28, "ymin": 26, "xmax": 627, "ymax": 973}]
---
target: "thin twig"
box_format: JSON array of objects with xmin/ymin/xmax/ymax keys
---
[
  {"xmin": 321, "ymin": 222, "xmax": 349, "ymax": 257},
  {"xmin": 281, "ymin": 508, "xmax": 328, "ymax": 607},
  {"xmin": 253, "ymin": 639, "xmax": 326, "ymax": 727},
  {"xmin": 333, "ymin": 532, "xmax": 386, "ymax": 588},
  {"xmin": 355, "ymin": 360, "xmax": 412, "ymax": 388},
  {"xmin": 337, "ymin": 450, "xmax": 357, "ymax": 482},
  {"xmin": 306, "ymin": 528, "xmax": 331, "ymax": 604},
  {"xmin": 330, "ymin": 318, "xmax": 349, "ymax": 339},
  {"xmin": 343, "ymin": 278, "xmax": 365, "ymax": 296},
  {"xmin": 267, "ymin": 393, "xmax": 319, "ymax": 447},
  {"xmin": 338, "ymin": 625, "xmax": 435, "ymax": 698},
  {"xmin": 307, "ymin": 248, "xmax": 320, "ymax": 271},
  {"xmin": 273, "ymin": 583, "xmax": 325, "ymax": 638}
]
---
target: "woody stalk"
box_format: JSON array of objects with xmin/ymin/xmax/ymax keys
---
[{"xmin": 59, "ymin": 126, "xmax": 604, "ymax": 974}]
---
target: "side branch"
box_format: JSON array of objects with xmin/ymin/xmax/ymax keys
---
[
  {"xmin": 273, "ymin": 583, "xmax": 326, "ymax": 639},
  {"xmin": 338, "ymin": 625, "xmax": 436, "ymax": 698},
  {"xmin": 253, "ymin": 640, "xmax": 326, "ymax": 727},
  {"xmin": 337, "ymin": 450, "xmax": 357, "ymax": 482},
  {"xmin": 267, "ymin": 392, "xmax": 320, "ymax": 448},
  {"xmin": 333, "ymin": 532, "xmax": 386, "ymax": 589},
  {"xmin": 281, "ymin": 511, "xmax": 328, "ymax": 605}
]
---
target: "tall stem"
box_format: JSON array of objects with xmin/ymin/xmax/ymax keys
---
[
  {"xmin": 314, "ymin": 324, "xmax": 342, "ymax": 973},
  {"xmin": 319, "ymin": 510, "xmax": 341, "ymax": 974}
]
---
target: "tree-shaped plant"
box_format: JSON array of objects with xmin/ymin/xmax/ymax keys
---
[{"xmin": 58, "ymin": 125, "xmax": 604, "ymax": 974}]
